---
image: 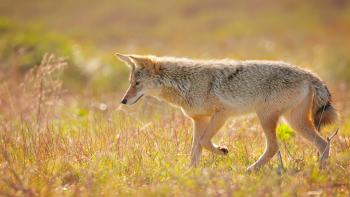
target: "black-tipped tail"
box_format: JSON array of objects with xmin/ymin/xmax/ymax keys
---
[{"xmin": 314, "ymin": 101, "xmax": 339, "ymax": 131}]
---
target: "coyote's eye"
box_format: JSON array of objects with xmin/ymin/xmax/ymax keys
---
[{"xmin": 135, "ymin": 81, "xmax": 140, "ymax": 86}]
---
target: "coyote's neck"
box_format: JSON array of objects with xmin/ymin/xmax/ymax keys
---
[{"xmin": 157, "ymin": 66, "xmax": 193, "ymax": 108}]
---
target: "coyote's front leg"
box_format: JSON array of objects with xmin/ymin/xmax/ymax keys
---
[
  {"xmin": 190, "ymin": 111, "xmax": 229, "ymax": 167},
  {"xmin": 190, "ymin": 116, "xmax": 209, "ymax": 167},
  {"xmin": 199, "ymin": 111, "xmax": 229, "ymax": 155}
]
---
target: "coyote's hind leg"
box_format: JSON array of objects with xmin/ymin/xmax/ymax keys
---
[
  {"xmin": 247, "ymin": 111, "xmax": 280, "ymax": 172},
  {"xmin": 284, "ymin": 90, "xmax": 329, "ymax": 168}
]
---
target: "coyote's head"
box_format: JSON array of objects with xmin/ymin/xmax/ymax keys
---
[{"xmin": 116, "ymin": 53, "xmax": 161, "ymax": 105}]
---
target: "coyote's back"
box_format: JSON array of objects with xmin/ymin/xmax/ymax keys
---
[
  {"xmin": 156, "ymin": 58, "xmax": 338, "ymax": 130},
  {"xmin": 205, "ymin": 60, "xmax": 338, "ymax": 130}
]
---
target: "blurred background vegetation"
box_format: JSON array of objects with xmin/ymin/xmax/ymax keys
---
[
  {"xmin": 0, "ymin": 1, "xmax": 350, "ymax": 195},
  {"xmin": 0, "ymin": 0, "xmax": 350, "ymax": 94}
]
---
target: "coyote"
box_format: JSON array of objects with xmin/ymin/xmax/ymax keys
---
[{"xmin": 116, "ymin": 54, "xmax": 338, "ymax": 171}]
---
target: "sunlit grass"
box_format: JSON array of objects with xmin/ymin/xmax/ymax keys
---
[
  {"xmin": 0, "ymin": 99, "xmax": 349, "ymax": 196},
  {"xmin": 0, "ymin": 55, "xmax": 349, "ymax": 195}
]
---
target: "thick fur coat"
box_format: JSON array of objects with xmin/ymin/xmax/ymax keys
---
[{"xmin": 117, "ymin": 54, "xmax": 338, "ymax": 170}]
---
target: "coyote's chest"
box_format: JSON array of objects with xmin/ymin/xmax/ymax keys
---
[{"xmin": 159, "ymin": 87, "xmax": 189, "ymax": 107}]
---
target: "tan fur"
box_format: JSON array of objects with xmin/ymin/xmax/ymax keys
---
[{"xmin": 116, "ymin": 53, "xmax": 339, "ymax": 170}]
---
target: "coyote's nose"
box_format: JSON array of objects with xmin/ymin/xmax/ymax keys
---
[{"xmin": 121, "ymin": 98, "xmax": 127, "ymax": 104}]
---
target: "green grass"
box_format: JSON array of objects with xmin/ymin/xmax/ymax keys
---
[{"xmin": 0, "ymin": 99, "xmax": 349, "ymax": 196}]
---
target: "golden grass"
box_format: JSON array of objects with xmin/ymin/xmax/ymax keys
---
[{"xmin": 0, "ymin": 56, "xmax": 349, "ymax": 196}]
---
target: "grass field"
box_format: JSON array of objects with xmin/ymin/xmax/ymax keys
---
[
  {"xmin": 0, "ymin": 0, "xmax": 350, "ymax": 196},
  {"xmin": 0, "ymin": 58, "xmax": 349, "ymax": 196}
]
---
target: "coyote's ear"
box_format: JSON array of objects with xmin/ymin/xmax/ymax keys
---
[
  {"xmin": 115, "ymin": 53, "xmax": 135, "ymax": 69},
  {"xmin": 129, "ymin": 55, "xmax": 161, "ymax": 75}
]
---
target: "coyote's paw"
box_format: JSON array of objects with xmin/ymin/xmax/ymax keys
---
[{"xmin": 218, "ymin": 146, "xmax": 229, "ymax": 155}]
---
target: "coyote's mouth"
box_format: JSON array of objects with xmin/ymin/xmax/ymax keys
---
[{"xmin": 132, "ymin": 94, "xmax": 144, "ymax": 104}]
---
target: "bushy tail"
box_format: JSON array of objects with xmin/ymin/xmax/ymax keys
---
[
  {"xmin": 314, "ymin": 101, "xmax": 338, "ymax": 131},
  {"xmin": 312, "ymin": 84, "xmax": 339, "ymax": 131}
]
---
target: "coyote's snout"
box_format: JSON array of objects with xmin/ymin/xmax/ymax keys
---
[
  {"xmin": 116, "ymin": 53, "xmax": 339, "ymax": 171},
  {"xmin": 120, "ymin": 80, "xmax": 144, "ymax": 105}
]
